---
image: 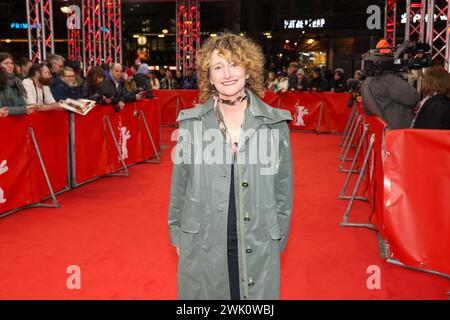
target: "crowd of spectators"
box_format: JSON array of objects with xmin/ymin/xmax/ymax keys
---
[
  {"xmin": 265, "ymin": 61, "xmax": 363, "ymax": 94},
  {"xmin": 0, "ymin": 50, "xmax": 448, "ymax": 130},
  {"xmin": 0, "ymin": 52, "xmax": 199, "ymax": 118},
  {"xmin": 265, "ymin": 60, "xmax": 449, "ymax": 130}
]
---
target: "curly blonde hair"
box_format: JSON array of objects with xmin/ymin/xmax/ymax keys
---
[{"xmin": 195, "ymin": 32, "xmax": 265, "ymax": 102}]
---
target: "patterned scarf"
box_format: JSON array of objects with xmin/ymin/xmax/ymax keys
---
[{"xmin": 213, "ymin": 95, "xmax": 249, "ymax": 157}]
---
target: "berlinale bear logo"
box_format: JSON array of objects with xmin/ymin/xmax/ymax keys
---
[
  {"xmin": 118, "ymin": 126, "xmax": 131, "ymax": 160},
  {"xmin": 294, "ymin": 105, "xmax": 309, "ymax": 127}
]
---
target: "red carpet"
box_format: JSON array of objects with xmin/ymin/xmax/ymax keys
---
[{"xmin": 0, "ymin": 127, "xmax": 447, "ymax": 299}]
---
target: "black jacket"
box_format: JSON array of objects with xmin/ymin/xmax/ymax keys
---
[
  {"xmin": 329, "ymin": 78, "xmax": 348, "ymax": 93},
  {"xmin": 310, "ymin": 76, "xmax": 329, "ymax": 92},
  {"xmin": 98, "ymin": 75, "xmax": 136, "ymax": 104},
  {"xmin": 134, "ymin": 73, "xmax": 151, "ymax": 91},
  {"xmin": 295, "ymin": 78, "xmax": 309, "ymax": 91},
  {"xmin": 288, "ymin": 74, "xmax": 298, "ymax": 90},
  {"xmin": 53, "ymin": 81, "xmax": 83, "ymax": 101},
  {"xmin": 413, "ymin": 94, "xmax": 450, "ymax": 130}
]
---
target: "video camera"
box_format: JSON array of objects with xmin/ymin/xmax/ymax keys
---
[{"xmin": 362, "ymin": 41, "xmax": 432, "ymax": 77}]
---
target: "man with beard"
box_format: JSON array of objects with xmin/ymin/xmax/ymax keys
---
[{"xmin": 22, "ymin": 63, "xmax": 62, "ymax": 111}]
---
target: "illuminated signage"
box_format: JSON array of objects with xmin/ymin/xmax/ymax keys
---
[
  {"xmin": 10, "ymin": 22, "xmax": 40, "ymax": 29},
  {"xmin": 10, "ymin": 22, "xmax": 108, "ymax": 32},
  {"xmin": 284, "ymin": 18, "xmax": 325, "ymax": 29},
  {"xmin": 400, "ymin": 13, "xmax": 447, "ymax": 23}
]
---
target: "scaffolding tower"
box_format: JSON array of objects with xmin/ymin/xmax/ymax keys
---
[{"xmin": 176, "ymin": 0, "xmax": 201, "ymax": 75}]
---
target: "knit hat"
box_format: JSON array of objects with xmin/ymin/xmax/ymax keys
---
[{"xmin": 334, "ymin": 68, "xmax": 344, "ymax": 77}]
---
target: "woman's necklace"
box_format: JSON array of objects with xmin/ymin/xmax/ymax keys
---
[
  {"xmin": 214, "ymin": 95, "xmax": 249, "ymax": 156},
  {"xmin": 217, "ymin": 94, "xmax": 247, "ymax": 105}
]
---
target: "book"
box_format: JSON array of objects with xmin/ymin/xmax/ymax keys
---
[{"xmin": 59, "ymin": 98, "xmax": 96, "ymax": 116}]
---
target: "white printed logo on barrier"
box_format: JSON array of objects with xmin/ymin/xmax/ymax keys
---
[
  {"xmin": 0, "ymin": 160, "xmax": 9, "ymax": 204},
  {"xmin": 294, "ymin": 105, "xmax": 309, "ymax": 127},
  {"xmin": 118, "ymin": 126, "xmax": 131, "ymax": 160}
]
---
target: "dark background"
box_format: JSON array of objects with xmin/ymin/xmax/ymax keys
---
[{"xmin": 0, "ymin": 0, "xmax": 392, "ymax": 75}]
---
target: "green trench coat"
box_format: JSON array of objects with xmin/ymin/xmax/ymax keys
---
[{"xmin": 168, "ymin": 90, "xmax": 294, "ymax": 299}]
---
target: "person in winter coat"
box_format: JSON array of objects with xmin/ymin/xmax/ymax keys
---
[
  {"xmin": 0, "ymin": 67, "xmax": 32, "ymax": 116},
  {"xmin": 309, "ymin": 66, "xmax": 329, "ymax": 92},
  {"xmin": 168, "ymin": 32, "xmax": 294, "ymax": 300},
  {"xmin": 52, "ymin": 66, "xmax": 83, "ymax": 101},
  {"xmin": 295, "ymin": 68, "xmax": 309, "ymax": 91},
  {"xmin": 134, "ymin": 63, "xmax": 152, "ymax": 91},
  {"xmin": 362, "ymin": 71, "xmax": 419, "ymax": 129},
  {"xmin": 81, "ymin": 66, "xmax": 106, "ymax": 102},
  {"xmin": 411, "ymin": 67, "xmax": 450, "ymax": 129},
  {"xmin": 97, "ymin": 63, "xmax": 143, "ymax": 112},
  {"xmin": 329, "ymin": 68, "xmax": 348, "ymax": 92},
  {"xmin": 0, "ymin": 52, "xmax": 35, "ymax": 115}
]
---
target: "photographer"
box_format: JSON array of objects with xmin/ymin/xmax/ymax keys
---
[
  {"xmin": 361, "ymin": 40, "xmax": 422, "ymax": 129},
  {"xmin": 362, "ymin": 72, "xmax": 419, "ymax": 129}
]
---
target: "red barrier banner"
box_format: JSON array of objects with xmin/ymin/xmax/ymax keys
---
[
  {"xmin": 135, "ymin": 99, "xmax": 161, "ymax": 160},
  {"xmin": 153, "ymin": 90, "xmax": 199, "ymax": 125},
  {"xmin": 383, "ymin": 129, "xmax": 450, "ymax": 275},
  {"xmin": 261, "ymin": 90, "xmax": 280, "ymax": 107},
  {"xmin": 278, "ymin": 91, "xmax": 323, "ymax": 132},
  {"xmin": 28, "ymin": 112, "xmax": 70, "ymax": 197},
  {"xmin": 0, "ymin": 116, "xmax": 34, "ymax": 213},
  {"xmin": 156, "ymin": 90, "xmax": 352, "ymax": 133},
  {"xmin": 152, "ymin": 90, "xmax": 180, "ymax": 125},
  {"xmin": 0, "ymin": 111, "xmax": 69, "ymax": 215},
  {"xmin": 72, "ymin": 100, "xmax": 161, "ymax": 186},
  {"xmin": 320, "ymin": 92, "xmax": 353, "ymax": 133},
  {"xmin": 364, "ymin": 115, "xmax": 388, "ymax": 234}
]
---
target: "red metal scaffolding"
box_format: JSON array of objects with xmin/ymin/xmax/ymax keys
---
[
  {"xmin": 425, "ymin": 0, "xmax": 449, "ymax": 65},
  {"xmin": 26, "ymin": 0, "xmax": 55, "ymax": 62},
  {"xmin": 176, "ymin": 0, "xmax": 201, "ymax": 75},
  {"xmin": 385, "ymin": 0, "xmax": 397, "ymax": 46},
  {"xmin": 404, "ymin": 0, "xmax": 427, "ymax": 42},
  {"xmin": 65, "ymin": 0, "xmax": 121, "ymax": 74},
  {"xmin": 447, "ymin": 2, "xmax": 450, "ymax": 71}
]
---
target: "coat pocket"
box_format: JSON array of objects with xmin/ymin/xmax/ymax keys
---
[
  {"xmin": 181, "ymin": 215, "xmax": 201, "ymax": 234},
  {"xmin": 267, "ymin": 223, "xmax": 282, "ymax": 241}
]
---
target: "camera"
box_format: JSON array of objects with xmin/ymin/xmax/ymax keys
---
[{"xmin": 362, "ymin": 41, "xmax": 432, "ymax": 77}]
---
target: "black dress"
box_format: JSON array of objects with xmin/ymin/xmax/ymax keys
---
[{"xmin": 227, "ymin": 160, "xmax": 240, "ymax": 300}]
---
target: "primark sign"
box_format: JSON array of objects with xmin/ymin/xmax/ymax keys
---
[{"xmin": 283, "ymin": 18, "xmax": 326, "ymax": 29}]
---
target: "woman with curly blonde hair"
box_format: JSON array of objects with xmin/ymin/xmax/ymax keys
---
[{"xmin": 168, "ymin": 32, "xmax": 293, "ymax": 300}]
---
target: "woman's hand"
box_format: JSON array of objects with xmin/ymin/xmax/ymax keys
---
[
  {"xmin": 0, "ymin": 107, "xmax": 9, "ymax": 118},
  {"xmin": 176, "ymin": 246, "xmax": 180, "ymax": 256},
  {"xmin": 26, "ymin": 105, "xmax": 39, "ymax": 114}
]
